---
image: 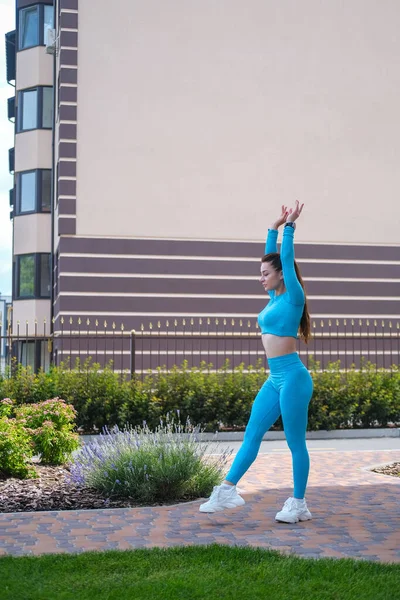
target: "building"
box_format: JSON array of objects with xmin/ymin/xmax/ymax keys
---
[
  {"xmin": 0, "ymin": 296, "xmax": 12, "ymax": 372},
  {"xmin": 5, "ymin": 0, "xmax": 400, "ymax": 371}
]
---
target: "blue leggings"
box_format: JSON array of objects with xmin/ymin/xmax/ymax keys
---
[{"xmin": 226, "ymin": 352, "xmax": 313, "ymax": 499}]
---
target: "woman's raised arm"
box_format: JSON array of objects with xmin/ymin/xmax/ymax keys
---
[
  {"xmin": 281, "ymin": 200, "xmax": 305, "ymax": 305},
  {"xmin": 265, "ymin": 205, "xmax": 289, "ymax": 254}
]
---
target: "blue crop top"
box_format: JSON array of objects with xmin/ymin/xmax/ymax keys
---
[{"xmin": 257, "ymin": 226, "xmax": 305, "ymax": 339}]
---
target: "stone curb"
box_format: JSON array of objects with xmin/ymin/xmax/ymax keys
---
[{"xmin": 81, "ymin": 428, "xmax": 400, "ymax": 444}]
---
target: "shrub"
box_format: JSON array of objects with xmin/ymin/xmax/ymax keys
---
[
  {"xmin": 346, "ymin": 361, "xmax": 400, "ymax": 428},
  {"xmin": 1, "ymin": 358, "xmax": 399, "ymax": 433},
  {"xmin": 307, "ymin": 359, "xmax": 357, "ymax": 430},
  {"xmin": 0, "ymin": 415, "xmax": 36, "ymax": 479},
  {"xmin": 0, "ymin": 398, "xmax": 14, "ymax": 418},
  {"xmin": 14, "ymin": 398, "xmax": 80, "ymax": 465},
  {"xmin": 135, "ymin": 360, "xmax": 266, "ymax": 432},
  {"xmin": 69, "ymin": 415, "xmax": 232, "ymax": 503}
]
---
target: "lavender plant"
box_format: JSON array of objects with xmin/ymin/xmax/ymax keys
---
[{"xmin": 69, "ymin": 414, "xmax": 233, "ymax": 503}]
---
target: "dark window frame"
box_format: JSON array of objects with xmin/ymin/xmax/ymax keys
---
[
  {"xmin": 12, "ymin": 340, "xmax": 50, "ymax": 373},
  {"xmin": 18, "ymin": 4, "xmax": 54, "ymax": 51},
  {"xmin": 15, "ymin": 169, "xmax": 52, "ymax": 216},
  {"xmin": 17, "ymin": 86, "xmax": 53, "ymax": 132},
  {"xmin": 14, "ymin": 253, "xmax": 51, "ymax": 300}
]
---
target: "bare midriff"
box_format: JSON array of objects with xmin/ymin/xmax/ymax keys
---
[{"xmin": 261, "ymin": 334, "xmax": 297, "ymax": 359}]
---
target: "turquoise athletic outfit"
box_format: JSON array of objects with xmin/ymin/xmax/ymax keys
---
[{"xmin": 226, "ymin": 226, "xmax": 313, "ymax": 499}]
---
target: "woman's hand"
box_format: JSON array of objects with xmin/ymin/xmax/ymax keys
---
[
  {"xmin": 271, "ymin": 205, "xmax": 290, "ymax": 229},
  {"xmin": 285, "ymin": 200, "xmax": 304, "ymax": 223}
]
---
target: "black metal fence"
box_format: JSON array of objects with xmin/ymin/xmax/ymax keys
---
[{"xmin": 0, "ymin": 317, "xmax": 399, "ymax": 378}]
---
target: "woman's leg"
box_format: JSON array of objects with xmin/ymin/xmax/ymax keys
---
[
  {"xmin": 225, "ymin": 377, "xmax": 281, "ymax": 485},
  {"xmin": 279, "ymin": 367, "xmax": 313, "ymax": 499}
]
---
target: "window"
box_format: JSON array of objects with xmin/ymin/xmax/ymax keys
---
[
  {"xmin": 44, "ymin": 5, "xmax": 54, "ymax": 44},
  {"xmin": 21, "ymin": 89, "xmax": 38, "ymax": 130},
  {"xmin": 19, "ymin": 4, "xmax": 54, "ymax": 50},
  {"xmin": 40, "ymin": 254, "xmax": 51, "ymax": 296},
  {"xmin": 16, "ymin": 170, "xmax": 52, "ymax": 215},
  {"xmin": 19, "ymin": 6, "xmax": 39, "ymax": 49},
  {"xmin": 16, "ymin": 340, "xmax": 51, "ymax": 372},
  {"xmin": 41, "ymin": 170, "xmax": 51, "ymax": 211},
  {"xmin": 20, "ymin": 171, "xmax": 36, "ymax": 212},
  {"xmin": 42, "ymin": 87, "xmax": 53, "ymax": 128},
  {"xmin": 18, "ymin": 254, "xmax": 35, "ymax": 298},
  {"xmin": 15, "ymin": 253, "xmax": 51, "ymax": 299},
  {"xmin": 17, "ymin": 87, "xmax": 53, "ymax": 132}
]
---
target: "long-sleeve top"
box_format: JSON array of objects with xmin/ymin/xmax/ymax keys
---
[{"xmin": 257, "ymin": 226, "xmax": 305, "ymax": 338}]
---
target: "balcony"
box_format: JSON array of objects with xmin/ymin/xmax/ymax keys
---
[
  {"xmin": 5, "ymin": 30, "xmax": 16, "ymax": 86},
  {"xmin": 9, "ymin": 147, "xmax": 14, "ymax": 174},
  {"xmin": 8, "ymin": 97, "xmax": 15, "ymax": 122},
  {"xmin": 9, "ymin": 188, "xmax": 14, "ymax": 207}
]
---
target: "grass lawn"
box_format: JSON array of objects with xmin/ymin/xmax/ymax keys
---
[{"xmin": 0, "ymin": 545, "xmax": 399, "ymax": 600}]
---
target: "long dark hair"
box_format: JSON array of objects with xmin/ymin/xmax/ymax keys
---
[{"xmin": 262, "ymin": 252, "xmax": 311, "ymax": 343}]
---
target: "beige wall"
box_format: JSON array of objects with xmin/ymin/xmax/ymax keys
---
[
  {"xmin": 76, "ymin": 0, "xmax": 400, "ymax": 245},
  {"xmin": 15, "ymin": 130, "xmax": 53, "ymax": 172},
  {"xmin": 13, "ymin": 214, "xmax": 52, "ymax": 255},
  {"xmin": 16, "ymin": 47, "xmax": 53, "ymax": 91},
  {"xmin": 12, "ymin": 300, "xmax": 51, "ymax": 335}
]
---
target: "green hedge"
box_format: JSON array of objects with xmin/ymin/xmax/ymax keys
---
[{"xmin": 0, "ymin": 358, "xmax": 399, "ymax": 433}]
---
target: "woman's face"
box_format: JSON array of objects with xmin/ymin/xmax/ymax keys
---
[{"xmin": 259, "ymin": 261, "xmax": 283, "ymax": 292}]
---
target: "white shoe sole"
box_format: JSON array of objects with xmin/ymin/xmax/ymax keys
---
[
  {"xmin": 199, "ymin": 498, "xmax": 245, "ymax": 513},
  {"xmin": 275, "ymin": 512, "xmax": 312, "ymax": 524}
]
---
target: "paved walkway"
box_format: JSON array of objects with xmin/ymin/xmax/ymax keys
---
[{"xmin": 0, "ymin": 450, "xmax": 399, "ymax": 562}]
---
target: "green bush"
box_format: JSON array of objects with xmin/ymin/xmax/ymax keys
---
[
  {"xmin": 14, "ymin": 398, "xmax": 80, "ymax": 465},
  {"xmin": 308, "ymin": 358, "xmax": 400, "ymax": 429},
  {"xmin": 0, "ymin": 358, "xmax": 399, "ymax": 433},
  {"xmin": 0, "ymin": 414, "xmax": 36, "ymax": 479}
]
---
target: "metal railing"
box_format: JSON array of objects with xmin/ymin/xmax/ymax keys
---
[{"xmin": 0, "ymin": 316, "xmax": 399, "ymax": 379}]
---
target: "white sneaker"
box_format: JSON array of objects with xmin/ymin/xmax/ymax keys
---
[
  {"xmin": 199, "ymin": 485, "xmax": 245, "ymax": 513},
  {"xmin": 275, "ymin": 497, "xmax": 312, "ymax": 523}
]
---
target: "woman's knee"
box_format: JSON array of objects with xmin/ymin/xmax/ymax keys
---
[{"xmin": 286, "ymin": 436, "xmax": 308, "ymax": 455}]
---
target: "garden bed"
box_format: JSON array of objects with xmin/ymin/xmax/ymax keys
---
[{"xmin": 0, "ymin": 462, "xmax": 201, "ymax": 513}]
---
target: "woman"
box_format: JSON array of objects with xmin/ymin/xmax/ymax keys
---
[{"xmin": 199, "ymin": 200, "xmax": 313, "ymax": 524}]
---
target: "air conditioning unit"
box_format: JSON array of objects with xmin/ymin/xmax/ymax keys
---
[{"xmin": 45, "ymin": 28, "xmax": 57, "ymax": 55}]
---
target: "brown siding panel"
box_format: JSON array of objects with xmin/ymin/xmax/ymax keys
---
[
  {"xmin": 59, "ymin": 85, "xmax": 77, "ymax": 102},
  {"xmin": 59, "ymin": 123, "xmax": 77, "ymax": 139},
  {"xmin": 59, "ymin": 142, "xmax": 77, "ymax": 159},
  {"xmin": 58, "ymin": 255, "xmax": 400, "ymax": 280},
  {"xmin": 59, "ymin": 161, "xmax": 77, "ymax": 177},
  {"xmin": 60, "ymin": 68, "xmax": 78, "ymax": 85},
  {"xmin": 58, "ymin": 179, "xmax": 76, "ymax": 196},
  {"xmin": 58, "ymin": 217, "xmax": 76, "ymax": 235},
  {"xmin": 59, "ymin": 49, "xmax": 78, "ymax": 67},
  {"xmin": 60, "ymin": 12, "xmax": 78, "ymax": 30},
  {"xmin": 55, "ymin": 295, "xmax": 398, "ymax": 315},
  {"xmin": 60, "ymin": 0, "xmax": 78, "ymax": 9},
  {"xmin": 60, "ymin": 31, "xmax": 78, "ymax": 48},
  {"xmin": 58, "ymin": 198, "xmax": 77, "ymax": 215},
  {"xmin": 59, "ymin": 105, "xmax": 77, "ymax": 121},
  {"xmin": 57, "ymin": 275, "xmax": 400, "ymax": 298},
  {"xmin": 57, "ymin": 236, "xmax": 400, "ymax": 262}
]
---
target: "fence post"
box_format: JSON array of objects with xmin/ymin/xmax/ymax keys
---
[{"xmin": 130, "ymin": 329, "xmax": 136, "ymax": 379}]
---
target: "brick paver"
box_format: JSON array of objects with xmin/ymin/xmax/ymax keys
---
[{"xmin": 0, "ymin": 450, "xmax": 399, "ymax": 561}]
